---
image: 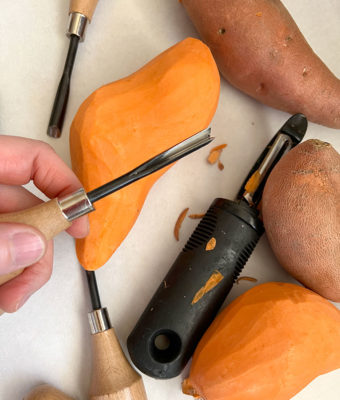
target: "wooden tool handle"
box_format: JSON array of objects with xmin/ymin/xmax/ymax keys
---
[
  {"xmin": 70, "ymin": 0, "xmax": 99, "ymax": 21},
  {"xmin": 90, "ymin": 328, "xmax": 148, "ymax": 400},
  {"xmin": 24, "ymin": 384, "xmax": 74, "ymax": 400},
  {"xmin": 0, "ymin": 199, "xmax": 71, "ymax": 286}
]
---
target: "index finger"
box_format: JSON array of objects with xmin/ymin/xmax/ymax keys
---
[{"xmin": 0, "ymin": 135, "xmax": 82, "ymax": 198}]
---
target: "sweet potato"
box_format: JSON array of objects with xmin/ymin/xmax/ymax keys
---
[
  {"xmin": 262, "ymin": 140, "xmax": 340, "ymax": 301},
  {"xmin": 70, "ymin": 38, "xmax": 220, "ymax": 270},
  {"xmin": 181, "ymin": 0, "xmax": 340, "ymax": 129},
  {"xmin": 183, "ymin": 282, "xmax": 340, "ymax": 400}
]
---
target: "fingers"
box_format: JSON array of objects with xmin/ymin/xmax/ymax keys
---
[
  {"xmin": 0, "ymin": 241, "xmax": 53, "ymax": 313},
  {"xmin": 0, "ymin": 186, "xmax": 54, "ymax": 312},
  {"xmin": 0, "ymin": 136, "xmax": 79, "ymax": 197},
  {"xmin": 66, "ymin": 215, "xmax": 89, "ymax": 239},
  {"xmin": 0, "ymin": 184, "xmax": 88, "ymax": 239},
  {"xmin": 0, "ymin": 136, "xmax": 89, "ymax": 238},
  {"xmin": 0, "ymin": 223, "xmax": 46, "ymax": 276}
]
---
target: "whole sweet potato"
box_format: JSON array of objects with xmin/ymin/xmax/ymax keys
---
[
  {"xmin": 181, "ymin": 0, "xmax": 340, "ymax": 129},
  {"xmin": 262, "ymin": 140, "xmax": 340, "ymax": 301}
]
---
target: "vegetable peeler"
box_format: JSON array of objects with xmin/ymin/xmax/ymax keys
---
[
  {"xmin": 0, "ymin": 128, "xmax": 212, "ymax": 287},
  {"xmin": 127, "ymin": 114, "xmax": 308, "ymax": 379}
]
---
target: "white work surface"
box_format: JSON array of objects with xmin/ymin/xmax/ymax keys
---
[{"xmin": 0, "ymin": 1, "xmax": 339, "ymax": 399}]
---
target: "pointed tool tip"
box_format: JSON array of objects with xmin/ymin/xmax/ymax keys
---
[{"xmin": 47, "ymin": 125, "xmax": 61, "ymax": 138}]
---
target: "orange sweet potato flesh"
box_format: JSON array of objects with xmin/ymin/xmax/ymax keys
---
[
  {"xmin": 262, "ymin": 140, "xmax": 340, "ymax": 302},
  {"xmin": 182, "ymin": 282, "xmax": 340, "ymax": 400},
  {"xmin": 70, "ymin": 38, "xmax": 220, "ymax": 270},
  {"xmin": 181, "ymin": 0, "xmax": 340, "ymax": 129}
]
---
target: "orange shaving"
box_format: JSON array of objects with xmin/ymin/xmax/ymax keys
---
[
  {"xmin": 211, "ymin": 144, "xmax": 227, "ymax": 152},
  {"xmin": 174, "ymin": 208, "xmax": 189, "ymax": 241},
  {"xmin": 206, "ymin": 237, "xmax": 216, "ymax": 251},
  {"xmin": 208, "ymin": 149, "xmax": 221, "ymax": 164},
  {"xmin": 207, "ymin": 144, "xmax": 227, "ymax": 165},
  {"xmin": 189, "ymin": 213, "xmax": 205, "ymax": 219},
  {"xmin": 192, "ymin": 271, "xmax": 224, "ymax": 304},
  {"xmin": 256, "ymin": 11, "xmax": 263, "ymax": 16},
  {"xmin": 218, "ymin": 161, "xmax": 225, "ymax": 171},
  {"xmin": 236, "ymin": 276, "xmax": 258, "ymax": 284}
]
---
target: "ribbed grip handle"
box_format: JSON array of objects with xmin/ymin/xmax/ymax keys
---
[{"xmin": 127, "ymin": 198, "xmax": 263, "ymax": 379}]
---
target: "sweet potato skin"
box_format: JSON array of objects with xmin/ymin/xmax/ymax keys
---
[
  {"xmin": 181, "ymin": 0, "xmax": 340, "ymax": 128},
  {"xmin": 262, "ymin": 140, "xmax": 340, "ymax": 301}
]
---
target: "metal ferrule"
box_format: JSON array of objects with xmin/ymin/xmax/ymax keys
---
[
  {"xmin": 58, "ymin": 188, "xmax": 94, "ymax": 221},
  {"xmin": 67, "ymin": 12, "xmax": 88, "ymax": 41},
  {"xmin": 88, "ymin": 308, "xmax": 112, "ymax": 334}
]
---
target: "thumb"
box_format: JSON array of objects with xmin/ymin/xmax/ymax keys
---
[{"xmin": 0, "ymin": 223, "xmax": 46, "ymax": 276}]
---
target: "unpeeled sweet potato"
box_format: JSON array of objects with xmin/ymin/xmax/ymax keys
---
[
  {"xmin": 181, "ymin": 0, "xmax": 340, "ymax": 129},
  {"xmin": 262, "ymin": 140, "xmax": 340, "ymax": 301}
]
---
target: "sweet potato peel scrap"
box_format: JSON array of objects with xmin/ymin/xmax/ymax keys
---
[
  {"xmin": 189, "ymin": 213, "xmax": 206, "ymax": 219},
  {"xmin": 236, "ymin": 276, "xmax": 258, "ymax": 284},
  {"xmin": 207, "ymin": 144, "xmax": 227, "ymax": 166},
  {"xmin": 192, "ymin": 271, "xmax": 224, "ymax": 304},
  {"xmin": 174, "ymin": 207, "xmax": 189, "ymax": 241},
  {"xmin": 206, "ymin": 237, "xmax": 216, "ymax": 251}
]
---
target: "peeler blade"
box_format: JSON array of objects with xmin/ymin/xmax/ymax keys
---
[{"xmin": 237, "ymin": 113, "xmax": 307, "ymax": 207}]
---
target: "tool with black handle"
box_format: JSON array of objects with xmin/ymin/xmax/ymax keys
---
[
  {"xmin": 127, "ymin": 114, "xmax": 308, "ymax": 379},
  {"xmin": 47, "ymin": 0, "xmax": 100, "ymax": 138},
  {"xmin": 0, "ymin": 128, "xmax": 212, "ymax": 288}
]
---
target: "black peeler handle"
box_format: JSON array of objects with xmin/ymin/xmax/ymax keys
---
[{"xmin": 127, "ymin": 198, "xmax": 264, "ymax": 379}]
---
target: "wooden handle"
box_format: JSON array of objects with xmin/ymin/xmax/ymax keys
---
[
  {"xmin": 70, "ymin": 0, "xmax": 99, "ymax": 21},
  {"xmin": 90, "ymin": 328, "xmax": 148, "ymax": 400},
  {"xmin": 24, "ymin": 384, "xmax": 74, "ymax": 400},
  {"xmin": 0, "ymin": 199, "xmax": 71, "ymax": 287}
]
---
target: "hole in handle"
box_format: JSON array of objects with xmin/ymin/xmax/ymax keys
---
[{"xmin": 150, "ymin": 330, "xmax": 182, "ymax": 363}]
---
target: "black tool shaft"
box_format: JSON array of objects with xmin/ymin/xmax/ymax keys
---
[
  {"xmin": 47, "ymin": 34, "xmax": 80, "ymax": 138},
  {"xmin": 85, "ymin": 270, "xmax": 102, "ymax": 310},
  {"xmin": 87, "ymin": 129, "xmax": 213, "ymax": 204}
]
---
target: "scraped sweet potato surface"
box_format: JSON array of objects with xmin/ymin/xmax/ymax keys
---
[{"xmin": 70, "ymin": 38, "xmax": 220, "ymax": 270}]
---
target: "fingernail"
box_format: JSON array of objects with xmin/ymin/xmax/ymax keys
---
[
  {"xmin": 11, "ymin": 232, "xmax": 45, "ymax": 268},
  {"xmin": 15, "ymin": 293, "xmax": 32, "ymax": 311}
]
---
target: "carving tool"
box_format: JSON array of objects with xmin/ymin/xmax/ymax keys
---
[
  {"xmin": 47, "ymin": 0, "xmax": 99, "ymax": 138},
  {"xmin": 86, "ymin": 271, "xmax": 148, "ymax": 399},
  {"xmin": 23, "ymin": 271, "xmax": 148, "ymax": 400},
  {"xmin": 0, "ymin": 128, "xmax": 212, "ymax": 287},
  {"xmin": 127, "ymin": 114, "xmax": 308, "ymax": 379}
]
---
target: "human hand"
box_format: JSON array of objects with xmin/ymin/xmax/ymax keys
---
[{"xmin": 0, "ymin": 135, "xmax": 88, "ymax": 313}]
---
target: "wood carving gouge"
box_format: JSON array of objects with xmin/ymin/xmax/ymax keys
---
[{"xmin": 0, "ymin": 128, "xmax": 212, "ymax": 286}]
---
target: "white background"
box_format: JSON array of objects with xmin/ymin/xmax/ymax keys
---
[{"xmin": 0, "ymin": 1, "xmax": 339, "ymax": 399}]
